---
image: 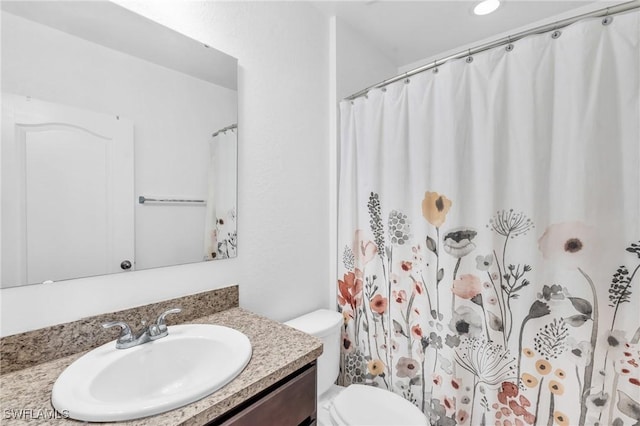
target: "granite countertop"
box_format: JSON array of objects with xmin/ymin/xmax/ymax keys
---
[{"xmin": 0, "ymin": 307, "xmax": 323, "ymax": 425}]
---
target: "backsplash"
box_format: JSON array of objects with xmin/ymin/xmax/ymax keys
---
[{"xmin": 0, "ymin": 285, "xmax": 238, "ymax": 374}]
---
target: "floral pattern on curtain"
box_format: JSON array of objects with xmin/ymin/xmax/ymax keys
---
[{"xmin": 337, "ymin": 11, "xmax": 640, "ymax": 426}]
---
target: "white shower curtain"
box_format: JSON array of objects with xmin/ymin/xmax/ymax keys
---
[
  {"xmin": 204, "ymin": 127, "xmax": 237, "ymax": 260},
  {"xmin": 338, "ymin": 11, "xmax": 639, "ymax": 426}
]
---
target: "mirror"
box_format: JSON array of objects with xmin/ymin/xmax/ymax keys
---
[{"xmin": 1, "ymin": 1, "xmax": 238, "ymax": 288}]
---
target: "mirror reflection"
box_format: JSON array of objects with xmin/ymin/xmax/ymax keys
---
[{"xmin": 1, "ymin": 1, "xmax": 238, "ymax": 288}]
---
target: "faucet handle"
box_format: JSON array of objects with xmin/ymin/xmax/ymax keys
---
[
  {"xmin": 156, "ymin": 308, "xmax": 182, "ymax": 332},
  {"xmin": 102, "ymin": 321, "xmax": 134, "ymax": 343}
]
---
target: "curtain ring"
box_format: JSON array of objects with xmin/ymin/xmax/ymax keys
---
[
  {"xmin": 433, "ymin": 60, "xmax": 439, "ymax": 74},
  {"xmin": 602, "ymin": 8, "xmax": 613, "ymax": 25},
  {"xmin": 506, "ymin": 35, "xmax": 514, "ymax": 52},
  {"xmin": 466, "ymin": 49, "xmax": 474, "ymax": 63},
  {"xmin": 551, "ymin": 30, "xmax": 562, "ymax": 39}
]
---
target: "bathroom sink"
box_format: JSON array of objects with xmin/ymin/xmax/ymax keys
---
[{"xmin": 51, "ymin": 324, "xmax": 252, "ymax": 422}]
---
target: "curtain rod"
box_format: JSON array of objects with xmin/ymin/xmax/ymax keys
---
[
  {"xmin": 212, "ymin": 123, "xmax": 237, "ymax": 137},
  {"xmin": 344, "ymin": 0, "xmax": 640, "ymax": 101}
]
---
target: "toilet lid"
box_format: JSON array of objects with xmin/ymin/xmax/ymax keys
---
[{"xmin": 330, "ymin": 384, "xmax": 428, "ymax": 426}]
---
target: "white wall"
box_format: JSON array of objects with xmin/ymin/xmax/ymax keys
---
[
  {"xmin": 335, "ymin": 18, "xmax": 397, "ymax": 100},
  {"xmin": 0, "ymin": 1, "xmax": 330, "ymax": 336}
]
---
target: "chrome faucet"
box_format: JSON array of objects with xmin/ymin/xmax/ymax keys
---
[{"xmin": 102, "ymin": 308, "xmax": 182, "ymax": 349}]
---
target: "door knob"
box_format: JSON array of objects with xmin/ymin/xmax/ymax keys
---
[{"xmin": 120, "ymin": 260, "xmax": 132, "ymax": 270}]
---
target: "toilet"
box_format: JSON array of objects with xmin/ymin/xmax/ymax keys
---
[{"xmin": 285, "ymin": 309, "xmax": 428, "ymax": 426}]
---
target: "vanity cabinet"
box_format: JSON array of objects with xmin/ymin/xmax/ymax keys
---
[
  {"xmin": 209, "ymin": 362, "xmax": 317, "ymax": 426},
  {"xmin": 0, "ymin": 305, "xmax": 323, "ymax": 426}
]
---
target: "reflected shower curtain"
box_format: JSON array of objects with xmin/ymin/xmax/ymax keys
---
[
  {"xmin": 204, "ymin": 127, "xmax": 237, "ymax": 260},
  {"xmin": 337, "ymin": 12, "xmax": 639, "ymax": 426}
]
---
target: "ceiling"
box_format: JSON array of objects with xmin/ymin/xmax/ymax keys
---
[
  {"xmin": 3, "ymin": 1, "xmax": 622, "ymax": 87},
  {"xmin": 312, "ymin": 0, "xmax": 617, "ymax": 68}
]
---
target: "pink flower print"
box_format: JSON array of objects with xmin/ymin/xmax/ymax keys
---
[
  {"xmin": 411, "ymin": 324, "xmax": 423, "ymax": 339},
  {"xmin": 338, "ymin": 270, "xmax": 363, "ymax": 310},
  {"xmin": 443, "ymin": 396, "xmax": 456, "ymax": 414},
  {"xmin": 370, "ymin": 294, "xmax": 388, "ymax": 315},
  {"xmin": 414, "ymin": 280, "xmax": 423, "ymax": 295},
  {"xmin": 452, "ymin": 274, "xmax": 482, "ymax": 299},
  {"xmin": 457, "ymin": 409, "xmax": 469, "ymax": 424},
  {"xmin": 451, "ymin": 377, "xmax": 462, "ymax": 390},
  {"xmin": 538, "ymin": 221, "xmax": 596, "ymax": 270},
  {"xmin": 432, "ymin": 374, "xmax": 442, "ymax": 386},
  {"xmin": 392, "ymin": 289, "xmax": 407, "ymax": 305},
  {"xmin": 352, "ymin": 229, "xmax": 377, "ymax": 267}
]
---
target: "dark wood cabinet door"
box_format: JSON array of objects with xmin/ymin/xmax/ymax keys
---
[{"xmin": 210, "ymin": 362, "xmax": 317, "ymax": 426}]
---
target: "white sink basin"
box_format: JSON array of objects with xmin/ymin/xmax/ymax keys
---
[{"xmin": 52, "ymin": 324, "xmax": 252, "ymax": 422}]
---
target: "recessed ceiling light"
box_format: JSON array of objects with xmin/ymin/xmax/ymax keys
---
[{"xmin": 474, "ymin": 0, "xmax": 501, "ymax": 16}]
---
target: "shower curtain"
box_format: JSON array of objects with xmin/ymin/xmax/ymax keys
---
[
  {"xmin": 337, "ymin": 11, "xmax": 639, "ymax": 426},
  {"xmin": 204, "ymin": 127, "xmax": 237, "ymax": 260}
]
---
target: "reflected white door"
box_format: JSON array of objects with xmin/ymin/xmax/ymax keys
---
[{"xmin": 1, "ymin": 94, "xmax": 134, "ymax": 286}]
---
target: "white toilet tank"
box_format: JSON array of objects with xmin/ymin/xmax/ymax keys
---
[{"xmin": 284, "ymin": 309, "xmax": 342, "ymax": 396}]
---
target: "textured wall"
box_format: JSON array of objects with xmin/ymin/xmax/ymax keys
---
[{"xmin": 335, "ymin": 18, "xmax": 397, "ymax": 100}]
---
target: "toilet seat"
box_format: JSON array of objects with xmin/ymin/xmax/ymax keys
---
[{"xmin": 328, "ymin": 384, "xmax": 428, "ymax": 426}]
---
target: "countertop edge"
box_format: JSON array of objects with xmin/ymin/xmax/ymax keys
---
[{"xmin": 0, "ymin": 307, "xmax": 323, "ymax": 426}]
